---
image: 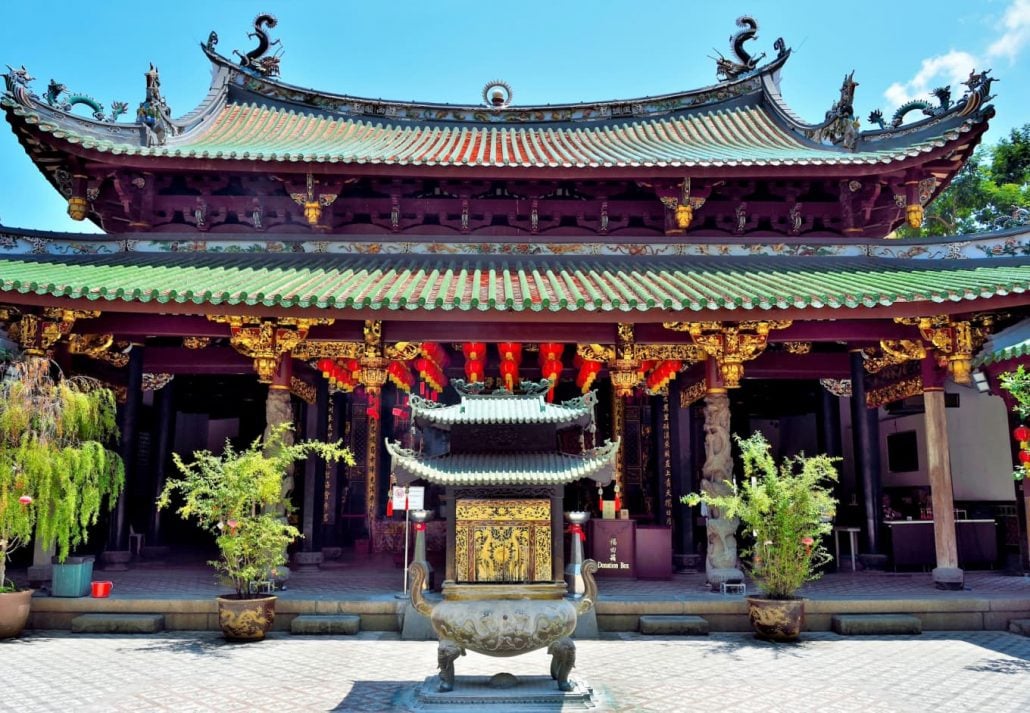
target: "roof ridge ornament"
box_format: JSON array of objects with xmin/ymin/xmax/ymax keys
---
[
  {"xmin": 712, "ymin": 16, "xmax": 784, "ymax": 82},
  {"xmin": 482, "ymin": 80, "xmax": 513, "ymax": 109},
  {"xmin": 233, "ymin": 13, "xmax": 282, "ymax": 78}
]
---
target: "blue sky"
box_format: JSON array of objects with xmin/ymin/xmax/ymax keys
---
[{"xmin": 1, "ymin": 0, "xmax": 1027, "ymax": 234}]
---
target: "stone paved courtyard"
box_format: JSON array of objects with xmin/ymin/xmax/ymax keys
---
[{"xmin": 2, "ymin": 630, "xmax": 1028, "ymax": 712}]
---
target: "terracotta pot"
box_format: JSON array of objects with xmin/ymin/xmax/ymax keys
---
[
  {"xmin": 0, "ymin": 589, "xmax": 33, "ymax": 639},
  {"xmin": 216, "ymin": 594, "xmax": 276, "ymax": 641},
  {"xmin": 747, "ymin": 596, "xmax": 805, "ymax": 642}
]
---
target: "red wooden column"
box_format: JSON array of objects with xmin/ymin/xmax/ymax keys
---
[{"xmin": 922, "ymin": 356, "xmax": 963, "ymax": 589}]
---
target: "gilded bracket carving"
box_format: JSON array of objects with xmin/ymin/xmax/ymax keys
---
[
  {"xmin": 208, "ymin": 315, "xmax": 334, "ymax": 382},
  {"xmin": 67, "ymin": 333, "xmax": 129, "ymax": 367},
  {"xmin": 289, "ymin": 172, "xmax": 340, "ymax": 227},
  {"xmin": 663, "ymin": 320, "xmax": 792, "ymax": 388},
  {"xmin": 9, "ymin": 308, "xmax": 101, "ymax": 356},
  {"xmin": 892, "ymin": 315, "xmax": 991, "ymax": 384}
]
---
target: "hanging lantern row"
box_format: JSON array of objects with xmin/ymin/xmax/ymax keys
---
[
  {"xmin": 416, "ymin": 342, "xmax": 448, "ymax": 394},
  {"xmin": 572, "ymin": 353, "xmax": 603, "ymax": 394},
  {"xmin": 316, "ymin": 357, "xmax": 359, "ymax": 392},
  {"xmin": 645, "ymin": 360, "xmax": 682, "ymax": 393},
  {"xmin": 387, "ymin": 360, "xmax": 415, "ymax": 392},
  {"xmin": 538, "ymin": 343, "xmax": 564, "ymax": 402},
  {"xmin": 1013, "ymin": 425, "xmax": 1030, "ymax": 480}
]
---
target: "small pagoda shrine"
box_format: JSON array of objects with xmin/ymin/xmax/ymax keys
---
[{"xmin": 388, "ymin": 379, "xmax": 616, "ymax": 693}]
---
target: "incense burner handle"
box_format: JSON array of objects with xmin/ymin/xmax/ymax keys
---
[
  {"xmin": 409, "ymin": 561, "xmax": 434, "ymax": 617},
  {"xmin": 575, "ymin": 559, "xmax": 598, "ymax": 615}
]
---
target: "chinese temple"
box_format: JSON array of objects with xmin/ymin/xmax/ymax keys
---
[{"xmin": 1, "ymin": 15, "xmax": 1028, "ymax": 588}]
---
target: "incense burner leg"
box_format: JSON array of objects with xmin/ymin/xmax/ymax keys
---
[
  {"xmin": 547, "ymin": 636, "xmax": 576, "ymax": 691},
  {"xmin": 437, "ymin": 639, "xmax": 465, "ymax": 692}
]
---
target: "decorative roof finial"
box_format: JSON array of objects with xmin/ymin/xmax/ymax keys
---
[
  {"xmin": 481, "ymin": 80, "xmax": 513, "ymax": 109},
  {"xmin": 712, "ymin": 16, "xmax": 765, "ymax": 82},
  {"xmin": 234, "ymin": 14, "xmax": 282, "ymax": 78}
]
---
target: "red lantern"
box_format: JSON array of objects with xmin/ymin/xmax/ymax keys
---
[
  {"xmin": 1014, "ymin": 426, "xmax": 1030, "ymax": 443},
  {"xmin": 499, "ymin": 359, "xmax": 519, "ymax": 390},
  {"xmin": 462, "ymin": 342, "xmax": 487, "ymax": 361},
  {"xmin": 1019, "ymin": 450, "xmax": 1030, "ymax": 464},
  {"xmin": 465, "ymin": 359, "xmax": 484, "ymax": 383}
]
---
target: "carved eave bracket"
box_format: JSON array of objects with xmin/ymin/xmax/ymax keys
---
[
  {"xmin": 5, "ymin": 308, "xmax": 101, "ymax": 356},
  {"xmin": 894, "ymin": 315, "xmax": 992, "ymax": 385},
  {"xmin": 287, "ymin": 173, "xmax": 343, "ymax": 228},
  {"xmin": 208, "ymin": 315, "xmax": 334, "ymax": 382},
  {"xmin": 663, "ymin": 320, "xmax": 792, "ymax": 388},
  {"xmin": 655, "ymin": 179, "xmax": 709, "ymax": 235},
  {"xmin": 67, "ymin": 333, "xmax": 130, "ymax": 367},
  {"xmin": 577, "ymin": 323, "xmax": 706, "ymax": 397}
]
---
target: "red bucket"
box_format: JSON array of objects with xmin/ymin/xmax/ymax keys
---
[{"xmin": 90, "ymin": 581, "xmax": 113, "ymax": 598}]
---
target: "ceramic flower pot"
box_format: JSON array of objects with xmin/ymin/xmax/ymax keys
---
[
  {"xmin": 0, "ymin": 589, "xmax": 34, "ymax": 639},
  {"xmin": 216, "ymin": 594, "xmax": 276, "ymax": 641},
  {"xmin": 747, "ymin": 596, "xmax": 805, "ymax": 642}
]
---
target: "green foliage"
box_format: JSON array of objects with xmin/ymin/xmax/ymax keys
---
[
  {"xmin": 158, "ymin": 422, "xmax": 354, "ymax": 597},
  {"xmin": 999, "ymin": 365, "xmax": 1030, "ymax": 481},
  {"xmin": 0, "ymin": 356, "xmax": 123, "ymax": 591},
  {"xmin": 894, "ymin": 123, "xmax": 1030, "ymax": 238},
  {"xmin": 681, "ymin": 433, "xmax": 839, "ymax": 600}
]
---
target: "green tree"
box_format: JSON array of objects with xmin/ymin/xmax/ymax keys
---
[{"xmin": 896, "ymin": 123, "xmax": 1030, "ymax": 238}]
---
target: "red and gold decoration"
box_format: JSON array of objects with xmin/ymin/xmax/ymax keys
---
[
  {"xmin": 538, "ymin": 342, "xmax": 564, "ymax": 401},
  {"xmin": 1013, "ymin": 425, "xmax": 1030, "ymax": 481},
  {"xmin": 893, "ymin": 315, "xmax": 992, "ymax": 385},
  {"xmin": 663, "ymin": 320, "xmax": 792, "ymax": 388},
  {"xmin": 498, "ymin": 341, "xmax": 523, "ymax": 391},
  {"xmin": 416, "ymin": 342, "xmax": 448, "ymax": 395},
  {"xmin": 387, "ymin": 360, "xmax": 415, "ymax": 392},
  {"xmin": 645, "ymin": 359, "xmax": 681, "ymax": 393},
  {"xmin": 573, "ymin": 353, "xmax": 603, "ymax": 394}
]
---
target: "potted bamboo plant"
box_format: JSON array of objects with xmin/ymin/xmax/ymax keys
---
[
  {"xmin": 0, "ymin": 356, "xmax": 123, "ymax": 638},
  {"xmin": 682, "ymin": 432, "xmax": 838, "ymax": 641},
  {"xmin": 158, "ymin": 422, "xmax": 353, "ymax": 641}
]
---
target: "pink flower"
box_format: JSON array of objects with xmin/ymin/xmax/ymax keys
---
[
  {"xmin": 801, "ymin": 536, "xmax": 814, "ymax": 546},
  {"xmin": 18, "ymin": 494, "xmax": 33, "ymax": 506},
  {"xmin": 227, "ymin": 520, "xmax": 239, "ymax": 531}
]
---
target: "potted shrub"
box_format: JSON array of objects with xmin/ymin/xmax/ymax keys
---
[
  {"xmin": 681, "ymin": 432, "xmax": 839, "ymax": 641},
  {"xmin": 0, "ymin": 356, "xmax": 123, "ymax": 637},
  {"xmin": 157, "ymin": 422, "xmax": 353, "ymax": 641}
]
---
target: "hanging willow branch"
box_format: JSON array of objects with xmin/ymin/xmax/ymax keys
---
[{"xmin": 0, "ymin": 356, "xmax": 123, "ymax": 591}]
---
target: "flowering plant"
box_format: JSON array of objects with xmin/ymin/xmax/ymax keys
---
[
  {"xmin": 681, "ymin": 432, "xmax": 839, "ymax": 599},
  {"xmin": 157, "ymin": 423, "xmax": 354, "ymax": 597}
]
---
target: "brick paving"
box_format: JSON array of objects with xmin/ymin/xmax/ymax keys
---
[{"xmin": 2, "ymin": 630, "xmax": 1028, "ymax": 712}]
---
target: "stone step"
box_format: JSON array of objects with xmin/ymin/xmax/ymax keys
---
[
  {"xmin": 1008, "ymin": 619, "xmax": 1030, "ymax": 636},
  {"xmin": 290, "ymin": 614, "xmax": 361, "ymax": 635},
  {"xmin": 832, "ymin": 614, "xmax": 922, "ymax": 636},
  {"xmin": 71, "ymin": 614, "xmax": 165, "ymax": 634},
  {"xmin": 639, "ymin": 615, "xmax": 709, "ymax": 635}
]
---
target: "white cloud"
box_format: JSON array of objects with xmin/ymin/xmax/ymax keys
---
[
  {"xmin": 884, "ymin": 51, "xmax": 979, "ymax": 109},
  {"xmin": 987, "ymin": 0, "xmax": 1030, "ymax": 61},
  {"xmin": 883, "ymin": 0, "xmax": 1027, "ymax": 109}
]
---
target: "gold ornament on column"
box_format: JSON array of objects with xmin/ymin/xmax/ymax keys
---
[
  {"xmin": 67, "ymin": 196, "xmax": 89, "ymax": 221},
  {"xmin": 906, "ymin": 203, "xmax": 924, "ymax": 229},
  {"xmin": 664, "ymin": 320, "xmax": 791, "ymax": 389},
  {"xmin": 209, "ymin": 315, "xmax": 334, "ymax": 382}
]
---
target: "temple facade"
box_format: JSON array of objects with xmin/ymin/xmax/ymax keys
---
[{"xmin": 1, "ymin": 15, "xmax": 1027, "ymax": 587}]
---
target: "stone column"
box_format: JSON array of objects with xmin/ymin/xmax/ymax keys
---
[
  {"xmin": 923, "ymin": 358, "xmax": 962, "ymax": 589},
  {"xmin": 265, "ymin": 357, "xmax": 295, "ymax": 498},
  {"xmin": 302, "ymin": 376, "xmax": 329, "ymax": 553},
  {"xmin": 103, "ymin": 343, "xmax": 143, "ymax": 571},
  {"xmin": 701, "ymin": 358, "xmax": 743, "ymax": 586}
]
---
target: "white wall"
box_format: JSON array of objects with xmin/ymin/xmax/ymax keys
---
[{"xmin": 864, "ymin": 385, "xmax": 1014, "ymax": 501}]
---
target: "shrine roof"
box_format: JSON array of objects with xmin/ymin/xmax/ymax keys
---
[
  {"xmin": 0, "ymin": 243, "xmax": 1025, "ymax": 316},
  {"xmin": 409, "ymin": 387, "xmax": 595, "ymax": 429},
  {"xmin": 975, "ymin": 318, "xmax": 1030, "ymax": 367},
  {"xmin": 385, "ymin": 440, "xmax": 618, "ymax": 486},
  {"xmin": 0, "ymin": 31, "xmax": 995, "ymax": 175}
]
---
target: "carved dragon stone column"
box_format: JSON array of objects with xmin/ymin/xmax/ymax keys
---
[{"xmin": 701, "ymin": 359, "xmax": 743, "ymax": 586}]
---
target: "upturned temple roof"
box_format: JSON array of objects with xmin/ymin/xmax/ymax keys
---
[
  {"xmin": 0, "ymin": 21, "xmax": 995, "ymax": 175},
  {"xmin": 0, "ymin": 232, "xmax": 1025, "ymax": 317},
  {"xmin": 385, "ymin": 440, "xmax": 618, "ymax": 487},
  {"xmin": 409, "ymin": 387, "xmax": 596, "ymax": 429}
]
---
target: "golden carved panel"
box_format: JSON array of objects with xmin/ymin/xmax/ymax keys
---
[{"xmin": 455, "ymin": 499, "xmax": 552, "ymax": 583}]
